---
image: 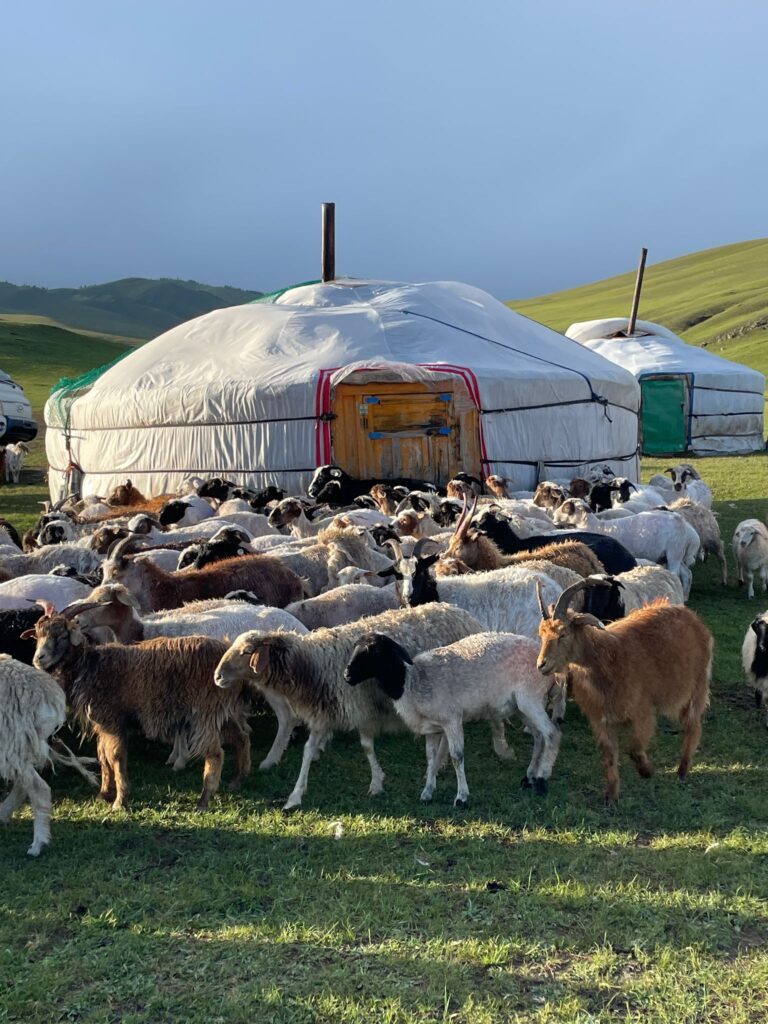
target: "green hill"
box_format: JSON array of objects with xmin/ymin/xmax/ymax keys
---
[
  {"xmin": 0, "ymin": 276, "xmax": 262, "ymax": 340},
  {"xmin": 511, "ymin": 238, "xmax": 768, "ymax": 377}
]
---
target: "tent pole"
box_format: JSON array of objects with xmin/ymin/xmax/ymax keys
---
[
  {"xmin": 321, "ymin": 203, "xmax": 336, "ymax": 282},
  {"xmin": 627, "ymin": 246, "xmax": 648, "ymax": 335}
]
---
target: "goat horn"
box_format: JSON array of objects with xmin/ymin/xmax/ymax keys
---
[
  {"xmin": 454, "ymin": 495, "xmax": 477, "ymax": 543},
  {"xmin": 535, "ymin": 579, "xmax": 550, "ymax": 620},
  {"xmin": 413, "ymin": 537, "xmax": 439, "ymax": 559},
  {"xmin": 452, "ymin": 493, "xmax": 469, "ymax": 536},
  {"xmin": 551, "ymin": 577, "xmax": 612, "ymax": 620},
  {"xmin": 59, "ymin": 601, "xmax": 103, "ymax": 620},
  {"xmin": 383, "ymin": 538, "xmax": 404, "ymax": 562}
]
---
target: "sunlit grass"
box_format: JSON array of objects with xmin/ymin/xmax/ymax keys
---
[{"xmin": 2, "ymin": 454, "xmax": 768, "ymax": 1022}]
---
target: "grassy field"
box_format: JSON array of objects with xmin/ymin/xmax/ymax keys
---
[
  {"xmin": 2, "ymin": 455, "xmax": 768, "ymax": 1023},
  {"xmin": 511, "ymin": 238, "xmax": 768, "ymax": 379}
]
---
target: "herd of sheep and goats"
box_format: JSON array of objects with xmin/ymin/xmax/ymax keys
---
[{"xmin": 2, "ymin": 457, "xmax": 768, "ymax": 858}]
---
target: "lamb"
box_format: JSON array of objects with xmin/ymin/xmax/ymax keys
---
[
  {"xmin": 102, "ymin": 538, "xmax": 305, "ymax": 612},
  {"xmin": 214, "ymin": 603, "xmax": 484, "ymax": 809},
  {"xmin": 742, "ymin": 613, "xmax": 768, "ymax": 725},
  {"xmin": 578, "ymin": 567, "xmax": 685, "ymax": 622},
  {"xmin": 0, "ymin": 655, "xmax": 67, "ymax": 855},
  {"xmin": 669, "ymin": 497, "xmax": 727, "ymax": 584},
  {"xmin": 536, "ymin": 578, "xmax": 712, "ymax": 803},
  {"xmin": 344, "ymin": 632, "xmax": 561, "ymax": 805},
  {"xmin": 320, "ymin": 525, "xmax": 394, "ymax": 588},
  {"xmin": 733, "ymin": 520, "xmax": 768, "ymax": 598},
  {"xmin": 485, "ymin": 475, "xmax": 512, "ymax": 498},
  {"xmin": 553, "ymin": 498, "xmax": 700, "ymax": 598},
  {"xmin": 66, "ymin": 584, "xmax": 308, "ymax": 771},
  {"xmin": 532, "ymin": 482, "xmax": 568, "ymax": 510},
  {"xmin": 4, "ymin": 442, "xmax": 29, "ymax": 484},
  {"xmin": 268, "ymin": 498, "xmax": 325, "ymax": 537},
  {"xmin": 29, "ymin": 611, "xmax": 251, "ymax": 810},
  {"xmin": 666, "ymin": 466, "xmax": 713, "ymax": 508},
  {"xmin": 286, "ymin": 583, "xmax": 400, "ymax": 629}
]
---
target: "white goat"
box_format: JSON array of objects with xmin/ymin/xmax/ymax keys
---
[
  {"xmin": 3, "ymin": 442, "xmax": 29, "ymax": 484},
  {"xmin": 0, "ymin": 574, "xmax": 93, "ymax": 612},
  {"xmin": 344, "ymin": 632, "xmax": 561, "ymax": 805}
]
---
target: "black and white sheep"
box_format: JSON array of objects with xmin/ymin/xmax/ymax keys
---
[{"xmin": 344, "ymin": 632, "xmax": 561, "ymax": 805}]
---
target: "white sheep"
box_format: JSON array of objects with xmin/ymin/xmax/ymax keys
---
[
  {"xmin": 344, "ymin": 632, "xmax": 561, "ymax": 805},
  {"xmin": 214, "ymin": 603, "xmax": 485, "ymax": 809},
  {"xmin": 733, "ymin": 520, "xmax": 768, "ymax": 599},
  {"xmin": 3, "ymin": 442, "xmax": 29, "ymax": 484},
  {"xmin": 552, "ymin": 498, "xmax": 700, "ymax": 598},
  {"xmin": 669, "ymin": 497, "xmax": 727, "ymax": 584},
  {"xmin": 287, "ymin": 583, "xmax": 400, "ymax": 629},
  {"xmin": 0, "ymin": 543, "xmax": 103, "ymax": 581},
  {"xmin": 0, "ymin": 655, "xmax": 66, "ymax": 855},
  {"xmin": 0, "ymin": 573, "xmax": 93, "ymax": 611}
]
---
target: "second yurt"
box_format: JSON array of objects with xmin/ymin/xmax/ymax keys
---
[{"xmin": 566, "ymin": 317, "xmax": 765, "ymax": 456}]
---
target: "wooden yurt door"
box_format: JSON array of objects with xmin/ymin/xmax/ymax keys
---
[{"xmin": 331, "ymin": 382, "xmax": 479, "ymax": 486}]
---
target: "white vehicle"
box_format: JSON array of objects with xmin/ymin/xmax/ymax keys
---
[{"xmin": 0, "ymin": 370, "xmax": 37, "ymax": 443}]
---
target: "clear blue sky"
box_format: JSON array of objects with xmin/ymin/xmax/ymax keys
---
[{"xmin": 2, "ymin": 0, "xmax": 766, "ymax": 299}]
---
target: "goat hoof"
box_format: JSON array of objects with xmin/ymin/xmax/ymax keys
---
[
  {"xmin": 454, "ymin": 797, "xmax": 469, "ymax": 809},
  {"xmin": 520, "ymin": 776, "xmax": 533, "ymax": 789},
  {"xmin": 420, "ymin": 790, "xmax": 434, "ymax": 803},
  {"xmin": 258, "ymin": 759, "xmax": 277, "ymax": 771},
  {"xmin": 27, "ymin": 842, "xmax": 47, "ymax": 857},
  {"xmin": 533, "ymin": 778, "xmax": 548, "ymax": 796},
  {"xmin": 755, "ymin": 690, "xmax": 763, "ymax": 708}
]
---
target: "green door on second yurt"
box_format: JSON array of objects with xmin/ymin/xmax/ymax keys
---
[{"xmin": 640, "ymin": 376, "xmax": 688, "ymax": 454}]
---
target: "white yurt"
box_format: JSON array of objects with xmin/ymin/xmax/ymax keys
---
[
  {"xmin": 566, "ymin": 317, "xmax": 765, "ymax": 456},
  {"xmin": 45, "ymin": 279, "xmax": 641, "ymax": 499}
]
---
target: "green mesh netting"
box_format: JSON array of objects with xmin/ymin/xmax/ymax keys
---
[
  {"xmin": 48, "ymin": 349, "xmax": 131, "ymax": 431},
  {"xmin": 251, "ymin": 279, "xmax": 321, "ymax": 304}
]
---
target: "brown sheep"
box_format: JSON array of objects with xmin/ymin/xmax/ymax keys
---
[
  {"xmin": 533, "ymin": 482, "xmax": 569, "ymax": 510},
  {"xmin": 569, "ymin": 477, "xmax": 591, "ymax": 499},
  {"xmin": 106, "ymin": 479, "xmax": 148, "ymax": 507},
  {"xmin": 27, "ymin": 610, "xmax": 251, "ymax": 810},
  {"xmin": 536, "ymin": 579, "xmax": 712, "ymax": 803}
]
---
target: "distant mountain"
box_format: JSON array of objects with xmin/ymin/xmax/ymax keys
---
[{"xmin": 0, "ymin": 277, "xmax": 263, "ymax": 340}]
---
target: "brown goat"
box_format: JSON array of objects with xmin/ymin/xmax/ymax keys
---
[
  {"xmin": 445, "ymin": 499, "xmax": 603, "ymax": 577},
  {"xmin": 536, "ymin": 580, "xmax": 712, "ymax": 803},
  {"xmin": 103, "ymin": 539, "xmax": 305, "ymax": 612},
  {"xmin": 369, "ymin": 484, "xmax": 399, "ymax": 515},
  {"xmin": 106, "ymin": 479, "xmax": 148, "ymax": 507},
  {"xmin": 485, "ymin": 475, "xmax": 511, "ymax": 499},
  {"xmin": 27, "ymin": 611, "xmax": 251, "ymax": 810}
]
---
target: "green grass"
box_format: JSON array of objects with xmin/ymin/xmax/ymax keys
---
[
  {"xmin": 3, "ymin": 456, "xmax": 768, "ymax": 1023},
  {"xmin": 511, "ymin": 238, "xmax": 768, "ymax": 379}
]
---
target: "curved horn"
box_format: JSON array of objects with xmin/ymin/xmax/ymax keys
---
[
  {"xmin": 59, "ymin": 601, "xmax": 103, "ymax": 620},
  {"xmin": 535, "ymin": 579, "xmax": 550, "ymax": 620},
  {"xmin": 454, "ymin": 496, "xmax": 478, "ymax": 543},
  {"xmin": 107, "ymin": 535, "xmax": 140, "ymax": 562},
  {"xmin": 551, "ymin": 577, "xmax": 612, "ymax": 621},
  {"xmin": 383, "ymin": 537, "xmax": 404, "ymax": 563},
  {"xmin": 452, "ymin": 494, "xmax": 469, "ymax": 536},
  {"xmin": 413, "ymin": 537, "xmax": 439, "ymax": 559}
]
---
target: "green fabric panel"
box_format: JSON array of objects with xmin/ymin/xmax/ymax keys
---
[
  {"xmin": 251, "ymin": 279, "xmax": 321, "ymax": 304},
  {"xmin": 641, "ymin": 378, "xmax": 687, "ymax": 454}
]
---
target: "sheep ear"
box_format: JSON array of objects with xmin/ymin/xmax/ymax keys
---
[
  {"xmin": 19, "ymin": 628, "xmax": 37, "ymax": 640},
  {"xmin": 330, "ymin": 468, "xmax": 342, "ymax": 478},
  {"xmin": 114, "ymin": 588, "xmax": 138, "ymax": 607},
  {"xmin": 69, "ymin": 623, "xmax": 85, "ymax": 646},
  {"xmin": 249, "ymin": 645, "xmax": 271, "ymax": 674}
]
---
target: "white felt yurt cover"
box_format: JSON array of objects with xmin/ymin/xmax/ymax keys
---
[
  {"xmin": 45, "ymin": 280, "xmax": 641, "ymax": 498},
  {"xmin": 567, "ymin": 318, "xmax": 765, "ymax": 455}
]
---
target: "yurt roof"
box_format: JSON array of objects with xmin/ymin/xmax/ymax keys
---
[
  {"xmin": 65, "ymin": 280, "xmax": 639, "ymax": 427},
  {"xmin": 566, "ymin": 317, "xmax": 764, "ymax": 394}
]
